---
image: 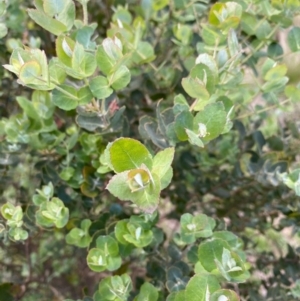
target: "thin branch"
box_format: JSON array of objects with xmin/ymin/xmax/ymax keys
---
[{"xmin": 236, "ymin": 98, "xmax": 291, "ymax": 119}]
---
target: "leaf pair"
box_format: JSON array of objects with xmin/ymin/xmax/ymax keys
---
[
  {"xmin": 87, "ymin": 236, "xmax": 121, "ymax": 272},
  {"xmin": 105, "ymin": 138, "xmax": 175, "ymax": 212},
  {"xmin": 0, "ymin": 203, "xmax": 28, "ymax": 241},
  {"xmin": 174, "ymin": 102, "xmax": 229, "ymax": 147},
  {"xmin": 115, "ymin": 216, "xmax": 153, "ymax": 248},
  {"xmin": 3, "ymin": 48, "xmax": 58, "ymax": 90}
]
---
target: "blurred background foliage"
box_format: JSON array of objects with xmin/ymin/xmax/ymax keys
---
[{"xmin": 1, "ymin": 0, "xmax": 300, "ymax": 300}]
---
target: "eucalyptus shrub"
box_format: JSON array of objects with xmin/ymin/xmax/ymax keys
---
[{"xmin": 1, "ymin": 0, "xmax": 300, "ymax": 300}]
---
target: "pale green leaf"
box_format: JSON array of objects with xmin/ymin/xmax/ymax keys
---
[
  {"xmin": 56, "ymin": 35, "xmax": 74, "ymax": 67},
  {"xmin": 193, "ymin": 103, "xmax": 227, "ymax": 141},
  {"xmin": 72, "ymin": 42, "xmax": 96, "ymax": 77},
  {"xmin": 19, "ymin": 60, "xmax": 41, "ymax": 84},
  {"xmin": 210, "ymin": 289, "xmax": 240, "ymax": 301},
  {"xmin": 160, "ymin": 167, "xmax": 173, "ymax": 190},
  {"xmin": 133, "ymin": 41, "xmax": 156, "ymax": 64},
  {"xmin": 185, "ymin": 129, "xmax": 204, "ymax": 147},
  {"xmin": 182, "ymin": 76, "xmax": 210, "ymax": 99},
  {"xmin": 198, "ymin": 239, "xmax": 229, "ymax": 272},
  {"xmin": 152, "ymin": 147, "xmax": 175, "ymax": 179},
  {"xmin": 78, "ymin": 85, "xmax": 93, "ymax": 105},
  {"xmin": 109, "ymin": 138, "xmax": 153, "ymax": 172},
  {"xmin": 43, "ymin": 0, "xmax": 66, "ymax": 17},
  {"xmin": 130, "ymin": 173, "xmax": 161, "ymax": 213},
  {"xmin": 16, "ymin": 96, "xmax": 40, "ymax": 120},
  {"xmin": 108, "ymin": 65, "xmax": 131, "ymax": 90},
  {"xmin": 106, "ymin": 172, "xmax": 134, "ymax": 201},
  {"xmin": 89, "ymin": 76, "xmax": 113, "ymax": 99},
  {"xmin": 0, "ymin": 23, "xmax": 7, "ymax": 38},
  {"xmin": 56, "ymin": 0, "xmax": 75, "ymax": 30},
  {"xmin": 96, "ymin": 45, "xmax": 115, "ymax": 75},
  {"xmin": 49, "ymin": 59, "xmax": 66, "ymax": 84},
  {"xmin": 136, "ymin": 282, "xmax": 158, "ymax": 301},
  {"xmin": 52, "ymin": 84, "xmax": 78, "ymax": 110},
  {"xmin": 185, "ymin": 275, "xmax": 220, "ymax": 301},
  {"xmin": 28, "ymin": 9, "xmax": 67, "ymax": 35},
  {"xmin": 288, "ymin": 27, "xmax": 300, "ymax": 52}
]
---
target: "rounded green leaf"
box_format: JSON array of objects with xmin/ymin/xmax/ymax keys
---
[
  {"xmin": 241, "ymin": 12, "xmax": 257, "ymax": 35},
  {"xmin": 19, "ymin": 60, "xmax": 42, "ymax": 84},
  {"xmin": 288, "ymin": 27, "xmax": 300, "ymax": 52},
  {"xmin": 115, "ymin": 219, "xmax": 130, "ymax": 245},
  {"xmin": 213, "ymin": 231, "xmax": 244, "ymax": 252},
  {"xmin": 78, "ymin": 86, "xmax": 93, "ymax": 105},
  {"xmin": 129, "ymin": 172, "xmax": 161, "ymax": 213},
  {"xmin": 43, "ymin": 0, "xmax": 66, "ymax": 17},
  {"xmin": 185, "ymin": 129, "xmax": 204, "ymax": 148},
  {"xmin": 267, "ymin": 42, "xmax": 283, "ymax": 58},
  {"xmin": 95, "ymin": 235, "xmax": 119, "ymax": 256},
  {"xmin": 210, "ymin": 289, "xmax": 240, "ymax": 301},
  {"xmin": 256, "ymin": 20, "xmax": 272, "ymax": 40},
  {"xmin": 136, "ymin": 282, "xmax": 158, "ymax": 301},
  {"xmin": 123, "ymin": 223, "xmax": 153, "ymax": 248},
  {"xmin": 1, "ymin": 203, "xmax": 17, "ymax": 220},
  {"xmin": 56, "ymin": 36, "xmax": 75, "ymax": 67},
  {"xmin": 109, "ymin": 138, "xmax": 153, "ymax": 172},
  {"xmin": 264, "ymin": 65, "xmax": 287, "ymax": 81},
  {"xmin": 190, "ymin": 63, "xmax": 216, "ymax": 94},
  {"xmin": 65, "ymin": 219, "xmax": 92, "ymax": 248},
  {"xmin": 107, "ymin": 170, "xmax": 161, "ymax": 213},
  {"xmin": 102, "ymin": 37, "xmax": 123, "ymax": 61},
  {"xmin": 106, "ymin": 171, "xmax": 133, "ymax": 201},
  {"xmin": 174, "ymin": 110, "xmax": 194, "ymax": 141},
  {"xmin": 9, "ymin": 227, "xmax": 28, "ymax": 241},
  {"xmin": 59, "ymin": 167, "xmax": 75, "ymax": 181},
  {"xmin": 133, "ymin": 41, "xmax": 155, "ymax": 64},
  {"xmin": 56, "ymin": 0, "xmax": 75, "ymax": 30},
  {"xmin": 181, "ymin": 76, "xmax": 210, "ymax": 100},
  {"xmin": 72, "ymin": 43, "xmax": 96, "ymax": 77},
  {"xmin": 36, "ymin": 197, "xmax": 69, "ymax": 229},
  {"xmin": 96, "ymin": 274, "xmax": 132, "ymax": 301},
  {"xmin": 0, "ymin": 23, "xmax": 7, "ymax": 39},
  {"xmin": 108, "ymin": 65, "xmax": 131, "ymax": 90},
  {"xmin": 185, "ymin": 274, "xmax": 220, "ymax": 301},
  {"xmin": 96, "ymin": 45, "xmax": 115, "ymax": 75},
  {"xmin": 198, "ymin": 238, "xmax": 229, "ymax": 272},
  {"xmin": 89, "ymin": 76, "xmax": 113, "ymax": 99},
  {"xmin": 16, "ymin": 96, "xmax": 40, "ymax": 120},
  {"xmin": 49, "ymin": 59, "xmax": 66, "ymax": 84},
  {"xmin": 52, "ymin": 84, "xmax": 78, "ymax": 111},
  {"xmin": 208, "ymin": 3, "xmax": 225, "ymax": 26},
  {"xmin": 261, "ymin": 76, "xmax": 289, "ymax": 93},
  {"xmin": 87, "ymin": 248, "xmax": 109, "ymax": 272},
  {"xmin": 180, "ymin": 213, "xmax": 215, "ymax": 243},
  {"xmin": 87, "ymin": 236, "xmax": 121, "ymax": 272},
  {"xmin": 28, "ymin": 9, "xmax": 67, "ymax": 36},
  {"xmin": 152, "ymin": 147, "xmax": 175, "ymax": 179},
  {"xmin": 195, "ymin": 54, "xmax": 218, "ymax": 77},
  {"xmin": 193, "ymin": 102, "xmax": 227, "ymax": 141}
]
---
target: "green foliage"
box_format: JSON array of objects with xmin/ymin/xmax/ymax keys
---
[
  {"xmin": 65, "ymin": 219, "xmax": 92, "ymax": 248},
  {"xmin": 106, "ymin": 138, "xmax": 174, "ymax": 212},
  {"xmin": 1, "ymin": 0, "xmax": 300, "ymax": 300},
  {"xmin": 87, "ymin": 235, "xmax": 121, "ymax": 272},
  {"xmin": 0, "ymin": 203, "xmax": 28, "ymax": 240},
  {"xmin": 179, "ymin": 213, "xmax": 215, "ymax": 243},
  {"xmin": 94, "ymin": 274, "xmax": 132, "ymax": 301}
]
